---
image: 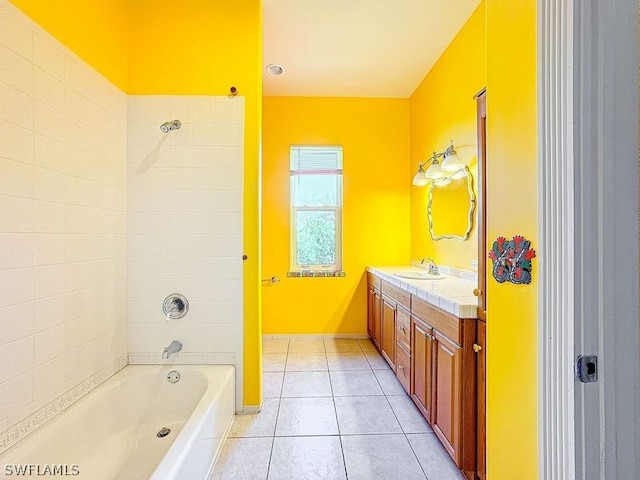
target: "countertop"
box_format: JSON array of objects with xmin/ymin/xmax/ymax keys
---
[{"xmin": 366, "ymin": 265, "xmax": 478, "ymax": 319}]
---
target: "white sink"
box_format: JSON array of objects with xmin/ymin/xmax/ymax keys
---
[{"xmin": 393, "ymin": 272, "xmax": 446, "ymax": 280}]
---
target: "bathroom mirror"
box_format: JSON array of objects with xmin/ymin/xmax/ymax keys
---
[{"xmin": 427, "ymin": 165, "xmax": 476, "ymax": 240}]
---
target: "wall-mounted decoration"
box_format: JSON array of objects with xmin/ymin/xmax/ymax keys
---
[{"xmin": 489, "ymin": 235, "xmax": 536, "ymax": 284}]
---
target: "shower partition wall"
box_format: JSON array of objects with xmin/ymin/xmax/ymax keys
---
[{"xmin": 126, "ymin": 95, "xmax": 244, "ymax": 411}]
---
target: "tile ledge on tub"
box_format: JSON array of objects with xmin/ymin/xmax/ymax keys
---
[{"xmin": 0, "ymin": 355, "xmax": 128, "ymax": 455}]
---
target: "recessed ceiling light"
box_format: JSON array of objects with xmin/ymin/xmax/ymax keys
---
[{"xmin": 266, "ymin": 64, "xmax": 285, "ymax": 76}]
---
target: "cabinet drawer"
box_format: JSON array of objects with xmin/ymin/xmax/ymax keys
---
[
  {"xmin": 367, "ymin": 272, "xmax": 381, "ymax": 290},
  {"xmin": 411, "ymin": 295, "xmax": 461, "ymax": 346},
  {"xmin": 396, "ymin": 307, "xmax": 411, "ymax": 353},
  {"xmin": 395, "ymin": 343, "xmax": 411, "ymax": 394},
  {"xmin": 382, "ymin": 281, "xmax": 411, "ymax": 310}
]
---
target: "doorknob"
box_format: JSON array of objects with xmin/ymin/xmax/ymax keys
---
[
  {"xmin": 261, "ymin": 276, "xmax": 280, "ymax": 283},
  {"xmin": 473, "ymin": 343, "xmax": 482, "ymax": 353},
  {"xmin": 473, "ymin": 288, "xmax": 482, "ymax": 297}
]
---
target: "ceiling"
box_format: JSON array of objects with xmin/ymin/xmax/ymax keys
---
[{"xmin": 263, "ymin": 0, "xmax": 481, "ymax": 98}]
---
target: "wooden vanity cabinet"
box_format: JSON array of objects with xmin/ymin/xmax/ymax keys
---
[
  {"xmin": 380, "ymin": 297, "xmax": 396, "ymax": 371},
  {"xmin": 366, "ymin": 273, "xmax": 382, "ymax": 348},
  {"xmin": 367, "ymin": 286, "xmax": 381, "ymax": 348},
  {"xmin": 411, "ymin": 316, "xmax": 435, "ymax": 423},
  {"xmin": 412, "ymin": 296, "xmax": 477, "ymax": 479},
  {"xmin": 379, "ymin": 279, "xmax": 411, "ymax": 373},
  {"xmin": 365, "ymin": 271, "xmax": 478, "ymax": 479},
  {"xmin": 476, "ymin": 320, "xmax": 486, "ymax": 480},
  {"xmin": 432, "ymin": 330, "xmax": 463, "ymax": 462},
  {"xmin": 395, "ymin": 306, "xmax": 412, "ymax": 394}
]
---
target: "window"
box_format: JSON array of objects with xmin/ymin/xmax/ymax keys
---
[{"xmin": 290, "ymin": 146, "xmax": 343, "ymax": 273}]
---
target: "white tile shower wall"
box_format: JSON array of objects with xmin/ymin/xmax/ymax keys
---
[
  {"xmin": 0, "ymin": 0, "xmax": 127, "ymax": 437},
  {"xmin": 126, "ymin": 95, "xmax": 244, "ymax": 409}
]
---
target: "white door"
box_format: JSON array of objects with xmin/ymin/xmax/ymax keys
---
[{"xmin": 538, "ymin": 0, "xmax": 640, "ymax": 478}]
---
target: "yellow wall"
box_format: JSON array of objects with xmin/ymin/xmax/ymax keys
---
[
  {"xmin": 485, "ymin": 0, "xmax": 538, "ymax": 477},
  {"xmin": 409, "ymin": 3, "xmax": 485, "ymax": 270},
  {"xmin": 8, "ymin": 0, "xmax": 129, "ymax": 90},
  {"xmin": 262, "ymin": 97, "xmax": 411, "ymax": 334},
  {"xmin": 11, "ymin": 0, "xmax": 264, "ymax": 408}
]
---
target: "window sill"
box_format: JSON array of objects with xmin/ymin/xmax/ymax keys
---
[{"xmin": 287, "ymin": 271, "xmax": 346, "ymax": 278}]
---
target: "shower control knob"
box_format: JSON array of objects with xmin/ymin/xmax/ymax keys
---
[{"xmin": 163, "ymin": 293, "xmax": 189, "ymax": 320}]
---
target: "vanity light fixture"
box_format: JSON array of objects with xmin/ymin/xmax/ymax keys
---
[
  {"xmin": 440, "ymin": 142, "xmax": 465, "ymax": 172},
  {"xmin": 412, "ymin": 164, "xmax": 430, "ymax": 186},
  {"xmin": 412, "ymin": 140, "xmax": 465, "ymax": 186},
  {"xmin": 434, "ymin": 177, "xmax": 452, "ymax": 187}
]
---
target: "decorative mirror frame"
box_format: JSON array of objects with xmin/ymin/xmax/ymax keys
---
[{"xmin": 427, "ymin": 165, "xmax": 476, "ymax": 241}]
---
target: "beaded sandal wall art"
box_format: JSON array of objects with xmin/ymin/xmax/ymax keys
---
[{"xmin": 489, "ymin": 235, "xmax": 536, "ymax": 285}]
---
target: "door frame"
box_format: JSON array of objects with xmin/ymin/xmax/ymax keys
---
[{"xmin": 538, "ymin": 0, "xmax": 639, "ymax": 478}]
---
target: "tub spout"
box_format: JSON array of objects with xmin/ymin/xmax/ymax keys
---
[{"xmin": 162, "ymin": 340, "xmax": 183, "ymax": 359}]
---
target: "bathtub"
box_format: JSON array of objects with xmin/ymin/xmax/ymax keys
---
[{"xmin": 0, "ymin": 365, "xmax": 235, "ymax": 480}]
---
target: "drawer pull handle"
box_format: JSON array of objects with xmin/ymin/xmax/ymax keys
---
[
  {"xmin": 398, "ymin": 364, "xmax": 405, "ymax": 371},
  {"xmin": 473, "ymin": 343, "xmax": 482, "ymax": 353},
  {"xmin": 473, "ymin": 288, "xmax": 482, "ymax": 297},
  {"xmin": 399, "ymin": 325, "xmax": 405, "ymax": 332}
]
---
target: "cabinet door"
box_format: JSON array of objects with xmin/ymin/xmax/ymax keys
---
[
  {"xmin": 381, "ymin": 298, "xmax": 396, "ymax": 370},
  {"xmin": 373, "ymin": 291, "xmax": 382, "ymax": 348},
  {"xmin": 411, "ymin": 318, "xmax": 434, "ymax": 423},
  {"xmin": 396, "ymin": 307, "xmax": 411, "ymax": 352},
  {"xmin": 476, "ymin": 321, "xmax": 486, "ymax": 480},
  {"xmin": 367, "ymin": 287, "xmax": 375, "ymax": 338},
  {"xmin": 432, "ymin": 332, "xmax": 462, "ymax": 465}
]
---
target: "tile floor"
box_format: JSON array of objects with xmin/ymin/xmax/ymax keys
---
[{"xmin": 211, "ymin": 338, "xmax": 463, "ymax": 480}]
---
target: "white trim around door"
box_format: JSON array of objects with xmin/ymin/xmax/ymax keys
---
[{"xmin": 538, "ymin": 0, "xmax": 640, "ymax": 478}]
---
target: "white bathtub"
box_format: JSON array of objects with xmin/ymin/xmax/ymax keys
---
[{"xmin": 0, "ymin": 365, "xmax": 235, "ymax": 480}]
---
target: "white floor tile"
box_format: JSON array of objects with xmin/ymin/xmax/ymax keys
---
[
  {"xmin": 229, "ymin": 398, "xmax": 279, "ymax": 438},
  {"xmin": 324, "ymin": 338, "xmax": 362, "ymax": 353},
  {"xmin": 275, "ymin": 397, "xmax": 338, "ymax": 436},
  {"xmin": 212, "ymin": 437, "xmax": 272, "ymax": 480},
  {"xmin": 341, "ymin": 434, "xmax": 426, "ymax": 480},
  {"xmin": 214, "ymin": 358, "xmax": 464, "ymax": 480},
  {"xmin": 263, "ymin": 354, "xmax": 287, "ymax": 372},
  {"xmin": 268, "ymin": 436, "xmax": 346, "ymax": 480},
  {"xmin": 358, "ymin": 338, "xmax": 378, "ymax": 352},
  {"xmin": 282, "ymin": 371, "xmax": 332, "ymax": 397},
  {"xmin": 334, "ymin": 396, "xmax": 402, "ymax": 435},
  {"xmin": 288, "ymin": 338, "xmax": 325, "ymax": 353},
  {"xmin": 364, "ymin": 350, "xmax": 390, "ymax": 370},
  {"xmin": 387, "ymin": 395, "xmax": 432, "ymax": 434},
  {"xmin": 263, "ymin": 338, "xmax": 290, "ymax": 354},
  {"xmin": 407, "ymin": 433, "xmax": 464, "ymax": 479},
  {"xmin": 373, "ymin": 369, "xmax": 406, "ymax": 395},
  {"xmin": 285, "ymin": 353, "xmax": 327, "ymax": 372},
  {"xmin": 263, "ymin": 371, "xmax": 284, "ymax": 398},
  {"xmin": 329, "ymin": 370, "xmax": 383, "ymax": 396},
  {"xmin": 326, "ymin": 352, "xmax": 371, "ymax": 371}
]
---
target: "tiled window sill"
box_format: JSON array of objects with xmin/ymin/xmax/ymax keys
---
[{"xmin": 287, "ymin": 271, "xmax": 346, "ymax": 278}]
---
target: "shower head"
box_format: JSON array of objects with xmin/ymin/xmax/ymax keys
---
[{"xmin": 160, "ymin": 120, "xmax": 182, "ymax": 133}]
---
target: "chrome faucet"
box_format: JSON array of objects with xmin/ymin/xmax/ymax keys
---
[
  {"xmin": 421, "ymin": 257, "xmax": 440, "ymax": 276},
  {"xmin": 162, "ymin": 340, "xmax": 183, "ymax": 359}
]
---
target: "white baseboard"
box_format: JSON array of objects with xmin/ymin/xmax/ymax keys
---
[
  {"xmin": 263, "ymin": 333, "xmax": 370, "ymax": 340},
  {"xmin": 240, "ymin": 404, "xmax": 263, "ymax": 414}
]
